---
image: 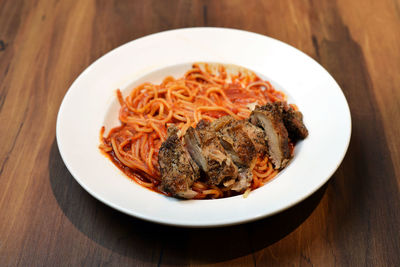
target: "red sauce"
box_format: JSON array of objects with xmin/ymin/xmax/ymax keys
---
[{"xmin": 103, "ymin": 149, "xmax": 170, "ymax": 196}]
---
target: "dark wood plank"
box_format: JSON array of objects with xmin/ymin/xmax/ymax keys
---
[{"xmin": 0, "ymin": 0, "xmax": 399, "ymax": 266}]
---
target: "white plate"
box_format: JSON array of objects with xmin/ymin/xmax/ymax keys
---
[{"xmin": 56, "ymin": 28, "xmax": 351, "ymax": 227}]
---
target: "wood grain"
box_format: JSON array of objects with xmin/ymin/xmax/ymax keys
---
[{"xmin": 1, "ymin": 0, "xmax": 399, "ymax": 266}]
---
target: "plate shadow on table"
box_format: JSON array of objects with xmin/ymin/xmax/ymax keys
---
[{"xmin": 49, "ymin": 139, "xmax": 327, "ymax": 264}]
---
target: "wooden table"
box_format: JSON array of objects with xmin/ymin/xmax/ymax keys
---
[{"xmin": 1, "ymin": 0, "xmax": 399, "ymax": 266}]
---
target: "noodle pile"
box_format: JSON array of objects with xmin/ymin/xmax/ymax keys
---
[{"xmin": 100, "ymin": 63, "xmax": 288, "ymax": 198}]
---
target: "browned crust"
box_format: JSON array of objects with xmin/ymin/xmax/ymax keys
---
[
  {"xmin": 211, "ymin": 116, "xmax": 257, "ymax": 168},
  {"xmin": 158, "ymin": 126, "xmax": 200, "ymax": 196},
  {"xmin": 250, "ymin": 104, "xmax": 291, "ymax": 169},
  {"xmin": 184, "ymin": 120, "xmax": 238, "ymax": 185}
]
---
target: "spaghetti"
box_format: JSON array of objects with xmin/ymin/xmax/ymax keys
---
[{"xmin": 99, "ymin": 63, "xmax": 289, "ymax": 199}]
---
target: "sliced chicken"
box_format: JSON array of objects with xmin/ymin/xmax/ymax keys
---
[
  {"xmin": 241, "ymin": 120, "xmax": 268, "ymax": 156},
  {"xmin": 211, "ymin": 116, "xmax": 257, "ymax": 168},
  {"xmin": 275, "ymin": 102, "xmax": 308, "ymax": 141},
  {"xmin": 158, "ymin": 100, "xmax": 308, "ymax": 198},
  {"xmin": 250, "ymin": 103, "xmax": 291, "ymax": 169},
  {"xmin": 158, "ymin": 126, "xmax": 200, "ymax": 199},
  {"xmin": 184, "ymin": 120, "xmax": 238, "ymax": 185}
]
